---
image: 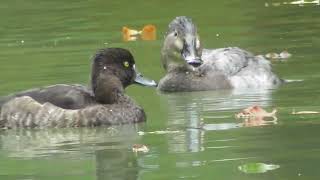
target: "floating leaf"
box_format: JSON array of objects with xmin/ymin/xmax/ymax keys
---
[
  {"xmin": 132, "ymin": 144, "xmax": 149, "ymax": 153},
  {"xmin": 138, "ymin": 130, "xmax": 180, "ymax": 136},
  {"xmin": 122, "ymin": 25, "xmax": 156, "ymax": 41},
  {"xmin": 238, "ymin": 163, "xmax": 280, "ymax": 174},
  {"xmin": 292, "ymin": 110, "xmax": 320, "ymax": 115},
  {"xmin": 236, "ymin": 106, "xmax": 277, "ymax": 120}
]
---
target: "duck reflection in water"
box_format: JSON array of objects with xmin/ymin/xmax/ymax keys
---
[
  {"xmin": 0, "ymin": 125, "xmax": 145, "ymax": 180},
  {"xmin": 160, "ymin": 89, "xmax": 274, "ymax": 154},
  {"xmin": 95, "ymin": 148, "xmax": 139, "ymax": 180}
]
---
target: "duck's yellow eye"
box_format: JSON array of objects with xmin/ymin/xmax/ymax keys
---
[{"xmin": 123, "ymin": 61, "xmax": 129, "ymax": 68}]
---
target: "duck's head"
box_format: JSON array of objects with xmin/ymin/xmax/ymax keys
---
[
  {"xmin": 161, "ymin": 16, "xmax": 202, "ymax": 72},
  {"xmin": 91, "ymin": 48, "xmax": 156, "ymax": 104}
]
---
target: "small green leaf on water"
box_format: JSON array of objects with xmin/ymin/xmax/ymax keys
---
[{"xmin": 238, "ymin": 163, "xmax": 280, "ymax": 174}]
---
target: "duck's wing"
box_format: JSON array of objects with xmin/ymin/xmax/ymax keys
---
[
  {"xmin": 201, "ymin": 47, "xmax": 281, "ymax": 88},
  {"xmin": 201, "ymin": 47, "xmax": 264, "ymax": 76},
  {"xmin": 0, "ymin": 84, "xmax": 95, "ymax": 110},
  {"xmin": 0, "ymin": 95, "xmax": 145, "ymax": 128}
]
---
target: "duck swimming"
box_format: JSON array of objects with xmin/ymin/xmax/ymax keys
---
[
  {"xmin": 0, "ymin": 48, "xmax": 156, "ymax": 128},
  {"xmin": 158, "ymin": 16, "xmax": 283, "ymax": 92}
]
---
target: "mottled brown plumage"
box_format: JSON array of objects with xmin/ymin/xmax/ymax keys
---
[{"xmin": 158, "ymin": 16, "xmax": 282, "ymax": 92}]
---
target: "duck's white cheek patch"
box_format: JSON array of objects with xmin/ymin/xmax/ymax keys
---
[
  {"xmin": 196, "ymin": 38, "xmax": 200, "ymax": 49},
  {"xmin": 174, "ymin": 39, "xmax": 183, "ymax": 50}
]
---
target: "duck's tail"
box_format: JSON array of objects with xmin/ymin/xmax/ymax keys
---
[
  {"xmin": 0, "ymin": 95, "xmax": 16, "ymax": 111},
  {"xmin": 0, "ymin": 97, "xmax": 5, "ymax": 110}
]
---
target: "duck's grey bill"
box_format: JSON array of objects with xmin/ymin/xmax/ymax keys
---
[
  {"xmin": 183, "ymin": 53, "xmax": 202, "ymax": 67},
  {"xmin": 134, "ymin": 66, "xmax": 157, "ymax": 87},
  {"xmin": 186, "ymin": 58, "xmax": 202, "ymax": 67}
]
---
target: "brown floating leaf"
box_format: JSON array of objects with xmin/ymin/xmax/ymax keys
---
[
  {"xmin": 132, "ymin": 144, "xmax": 149, "ymax": 153},
  {"xmin": 235, "ymin": 106, "xmax": 277, "ymax": 127},
  {"xmin": 236, "ymin": 105, "xmax": 277, "ymax": 119}
]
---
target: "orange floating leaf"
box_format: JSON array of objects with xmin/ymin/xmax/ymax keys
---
[
  {"xmin": 141, "ymin": 24, "xmax": 156, "ymax": 41},
  {"xmin": 122, "ymin": 26, "xmax": 141, "ymax": 41}
]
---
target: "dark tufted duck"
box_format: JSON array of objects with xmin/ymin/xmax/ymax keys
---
[{"xmin": 0, "ymin": 48, "xmax": 156, "ymax": 128}]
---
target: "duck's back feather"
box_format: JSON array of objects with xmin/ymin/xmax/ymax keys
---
[
  {"xmin": 0, "ymin": 84, "xmax": 95, "ymax": 110},
  {"xmin": 201, "ymin": 47, "xmax": 282, "ymax": 88}
]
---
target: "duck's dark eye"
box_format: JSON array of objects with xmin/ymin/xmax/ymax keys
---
[{"xmin": 174, "ymin": 31, "xmax": 178, "ymax": 37}]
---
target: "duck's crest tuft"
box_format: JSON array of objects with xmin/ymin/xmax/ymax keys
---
[{"xmin": 168, "ymin": 16, "xmax": 197, "ymax": 35}]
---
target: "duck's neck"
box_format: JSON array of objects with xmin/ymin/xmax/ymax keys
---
[
  {"xmin": 92, "ymin": 73, "xmax": 124, "ymax": 104},
  {"xmin": 162, "ymin": 55, "xmax": 192, "ymax": 73}
]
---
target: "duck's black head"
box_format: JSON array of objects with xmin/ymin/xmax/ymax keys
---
[
  {"xmin": 162, "ymin": 16, "xmax": 202, "ymax": 71},
  {"xmin": 91, "ymin": 48, "xmax": 156, "ymax": 104}
]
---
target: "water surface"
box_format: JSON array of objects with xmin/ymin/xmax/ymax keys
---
[{"xmin": 0, "ymin": 0, "xmax": 319, "ymax": 179}]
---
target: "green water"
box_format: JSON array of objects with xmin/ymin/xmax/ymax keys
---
[{"xmin": 0, "ymin": 0, "xmax": 319, "ymax": 179}]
